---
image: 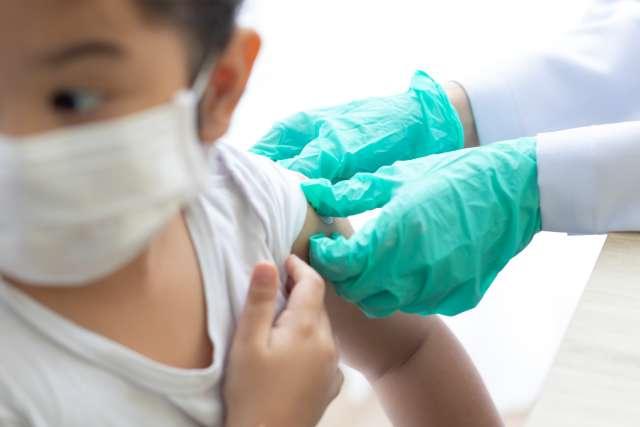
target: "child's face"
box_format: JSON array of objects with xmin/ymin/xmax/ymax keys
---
[
  {"xmin": 0, "ymin": 0, "xmax": 196, "ymax": 137},
  {"xmin": 0, "ymin": 0, "xmax": 261, "ymax": 286}
]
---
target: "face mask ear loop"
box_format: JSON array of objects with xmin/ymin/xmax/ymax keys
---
[
  {"xmin": 192, "ymin": 62, "xmax": 214, "ymax": 100},
  {"xmin": 191, "ymin": 59, "xmax": 216, "ymax": 137}
]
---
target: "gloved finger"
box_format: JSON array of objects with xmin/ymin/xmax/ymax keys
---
[
  {"xmin": 235, "ymin": 263, "xmax": 280, "ymax": 346},
  {"xmin": 301, "ymin": 171, "xmax": 399, "ymax": 218},
  {"xmin": 309, "ymin": 212, "xmax": 410, "ymax": 312},
  {"xmin": 276, "ymin": 94, "xmax": 437, "ymax": 182},
  {"xmin": 250, "ymin": 112, "xmax": 319, "ymax": 161},
  {"xmin": 308, "ymin": 232, "xmax": 368, "ymax": 287},
  {"xmin": 310, "ymin": 230, "xmax": 420, "ymax": 319},
  {"xmin": 276, "ymin": 137, "xmax": 343, "ymax": 180}
]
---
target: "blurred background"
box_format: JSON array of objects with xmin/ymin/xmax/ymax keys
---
[{"xmin": 228, "ymin": 0, "xmax": 604, "ymax": 425}]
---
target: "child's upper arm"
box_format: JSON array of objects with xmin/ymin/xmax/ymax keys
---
[
  {"xmin": 249, "ymin": 153, "xmax": 436, "ymax": 380},
  {"xmin": 291, "ymin": 203, "xmax": 437, "ymax": 380}
]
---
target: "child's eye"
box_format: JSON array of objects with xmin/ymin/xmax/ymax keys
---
[{"xmin": 49, "ymin": 89, "xmax": 104, "ymax": 115}]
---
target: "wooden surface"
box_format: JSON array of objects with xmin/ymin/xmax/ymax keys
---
[{"xmin": 526, "ymin": 233, "xmax": 640, "ymax": 426}]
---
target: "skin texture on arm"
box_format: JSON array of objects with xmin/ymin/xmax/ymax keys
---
[
  {"xmin": 446, "ymin": 81, "xmax": 480, "ymax": 148},
  {"xmin": 292, "ymin": 206, "xmax": 503, "ymax": 427}
]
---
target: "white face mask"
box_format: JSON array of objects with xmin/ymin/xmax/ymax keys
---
[{"xmin": 0, "ymin": 89, "xmax": 210, "ymax": 286}]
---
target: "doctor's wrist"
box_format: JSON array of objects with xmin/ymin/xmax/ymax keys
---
[{"xmin": 446, "ymin": 81, "xmax": 480, "ymax": 148}]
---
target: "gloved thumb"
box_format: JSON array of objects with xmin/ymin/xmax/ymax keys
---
[{"xmin": 301, "ymin": 171, "xmax": 400, "ymax": 218}]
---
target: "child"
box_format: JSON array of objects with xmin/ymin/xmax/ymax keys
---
[{"xmin": 0, "ymin": 1, "xmax": 502, "ymax": 426}]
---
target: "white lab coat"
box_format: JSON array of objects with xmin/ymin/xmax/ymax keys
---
[{"xmin": 462, "ymin": 0, "xmax": 640, "ymax": 234}]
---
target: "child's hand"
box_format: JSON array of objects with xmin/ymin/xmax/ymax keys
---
[{"xmin": 224, "ymin": 256, "xmax": 343, "ymax": 427}]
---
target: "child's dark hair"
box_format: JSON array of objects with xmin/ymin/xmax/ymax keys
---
[{"xmin": 134, "ymin": 0, "xmax": 243, "ymax": 79}]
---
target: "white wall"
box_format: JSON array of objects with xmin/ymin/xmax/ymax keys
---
[{"xmin": 229, "ymin": 0, "xmax": 604, "ymax": 414}]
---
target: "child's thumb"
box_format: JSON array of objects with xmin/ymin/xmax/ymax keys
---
[{"xmin": 235, "ymin": 263, "xmax": 280, "ymax": 346}]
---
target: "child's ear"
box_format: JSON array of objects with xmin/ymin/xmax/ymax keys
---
[{"xmin": 199, "ymin": 28, "xmax": 261, "ymax": 143}]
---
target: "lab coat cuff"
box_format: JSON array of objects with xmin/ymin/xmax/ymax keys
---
[
  {"xmin": 537, "ymin": 129, "xmax": 596, "ymax": 233},
  {"xmin": 537, "ymin": 122, "xmax": 640, "ymax": 234}
]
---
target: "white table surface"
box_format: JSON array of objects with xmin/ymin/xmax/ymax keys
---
[{"xmin": 525, "ymin": 233, "xmax": 640, "ymax": 426}]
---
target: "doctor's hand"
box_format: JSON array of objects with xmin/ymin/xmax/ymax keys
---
[
  {"xmin": 251, "ymin": 71, "xmax": 464, "ymax": 182},
  {"xmin": 305, "ymin": 138, "xmax": 542, "ymax": 318},
  {"xmin": 224, "ymin": 256, "xmax": 343, "ymax": 427}
]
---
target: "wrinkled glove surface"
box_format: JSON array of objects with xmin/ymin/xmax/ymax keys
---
[
  {"xmin": 251, "ymin": 71, "xmax": 464, "ymax": 182},
  {"xmin": 305, "ymin": 138, "xmax": 542, "ymax": 318}
]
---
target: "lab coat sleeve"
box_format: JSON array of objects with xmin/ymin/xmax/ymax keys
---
[
  {"xmin": 537, "ymin": 121, "xmax": 640, "ymax": 234},
  {"xmin": 458, "ymin": 0, "xmax": 640, "ymax": 234},
  {"xmin": 460, "ymin": 0, "xmax": 640, "ymax": 143}
]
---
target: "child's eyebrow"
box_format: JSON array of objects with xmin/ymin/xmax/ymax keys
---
[{"xmin": 38, "ymin": 40, "xmax": 126, "ymax": 67}]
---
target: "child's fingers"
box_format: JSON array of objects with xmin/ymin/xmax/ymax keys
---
[
  {"xmin": 235, "ymin": 262, "xmax": 280, "ymax": 346},
  {"xmin": 284, "ymin": 255, "xmax": 326, "ymax": 313}
]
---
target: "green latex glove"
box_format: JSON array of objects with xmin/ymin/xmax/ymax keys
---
[
  {"xmin": 305, "ymin": 138, "xmax": 542, "ymax": 318},
  {"xmin": 251, "ymin": 71, "xmax": 464, "ymax": 182}
]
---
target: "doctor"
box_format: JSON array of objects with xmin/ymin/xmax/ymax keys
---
[{"xmin": 252, "ymin": 0, "xmax": 640, "ymax": 317}]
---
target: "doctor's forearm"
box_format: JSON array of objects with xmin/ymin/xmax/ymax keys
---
[
  {"xmin": 454, "ymin": 2, "xmax": 640, "ymax": 144},
  {"xmin": 445, "ymin": 82, "xmax": 480, "ymax": 148}
]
